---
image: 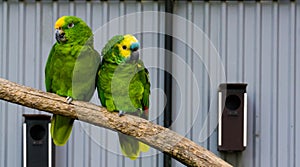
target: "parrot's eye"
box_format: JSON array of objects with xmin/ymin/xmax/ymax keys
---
[
  {"xmin": 68, "ymin": 23, "xmax": 74, "ymax": 28},
  {"xmin": 122, "ymin": 45, "xmax": 127, "ymax": 50}
]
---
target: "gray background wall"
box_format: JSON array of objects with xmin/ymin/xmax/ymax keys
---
[{"xmin": 0, "ymin": 1, "xmax": 299, "ymax": 167}]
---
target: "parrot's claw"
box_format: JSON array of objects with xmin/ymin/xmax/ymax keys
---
[
  {"xmin": 136, "ymin": 108, "xmax": 142, "ymax": 115},
  {"xmin": 118, "ymin": 110, "xmax": 126, "ymax": 117},
  {"xmin": 66, "ymin": 97, "xmax": 73, "ymax": 104}
]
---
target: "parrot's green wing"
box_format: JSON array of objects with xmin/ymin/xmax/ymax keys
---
[
  {"xmin": 138, "ymin": 61, "xmax": 150, "ymax": 119},
  {"xmin": 118, "ymin": 62, "xmax": 150, "ymax": 160},
  {"xmin": 48, "ymin": 45, "xmax": 100, "ymax": 146}
]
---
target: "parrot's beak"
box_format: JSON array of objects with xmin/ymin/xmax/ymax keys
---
[
  {"xmin": 55, "ymin": 29, "xmax": 66, "ymax": 43},
  {"xmin": 130, "ymin": 42, "xmax": 140, "ymax": 61},
  {"xmin": 130, "ymin": 51, "xmax": 139, "ymax": 61}
]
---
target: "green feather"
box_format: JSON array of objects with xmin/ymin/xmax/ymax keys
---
[
  {"xmin": 97, "ymin": 34, "xmax": 150, "ymax": 159},
  {"xmin": 101, "ymin": 35, "xmax": 123, "ymax": 57},
  {"xmin": 45, "ymin": 16, "xmax": 100, "ymax": 146}
]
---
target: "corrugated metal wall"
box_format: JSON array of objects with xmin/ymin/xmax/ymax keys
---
[{"xmin": 0, "ymin": 1, "xmax": 299, "ymax": 167}]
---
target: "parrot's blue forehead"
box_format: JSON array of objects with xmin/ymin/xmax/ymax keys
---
[{"xmin": 130, "ymin": 42, "xmax": 140, "ymax": 51}]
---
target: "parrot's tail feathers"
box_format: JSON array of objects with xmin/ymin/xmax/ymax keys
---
[
  {"xmin": 50, "ymin": 115, "xmax": 74, "ymax": 146},
  {"xmin": 118, "ymin": 133, "xmax": 150, "ymax": 160},
  {"xmin": 139, "ymin": 142, "xmax": 150, "ymax": 152},
  {"xmin": 120, "ymin": 147, "xmax": 139, "ymax": 160}
]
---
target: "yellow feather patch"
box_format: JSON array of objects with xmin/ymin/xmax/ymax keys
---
[
  {"xmin": 55, "ymin": 16, "xmax": 66, "ymax": 29},
  {"xmin": 117, "ymin": 34, "xmax": 139, "ymax": 58},
  {"xmin": 139, "ymin": 142, "xmax": 150, "ymax": 152}
]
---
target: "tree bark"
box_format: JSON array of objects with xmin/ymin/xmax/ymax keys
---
[{"xmin": 0, "ymin": 78, "xmax": 231, "ymax": 167}]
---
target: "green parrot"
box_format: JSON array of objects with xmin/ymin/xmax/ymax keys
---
[
  {"xmin": 45, "ymin": 16, "xmax": 100, "ymax": 146},
  {"xmin": 97, "ymin": 34, "xmax": 150, "ymax": 160}
]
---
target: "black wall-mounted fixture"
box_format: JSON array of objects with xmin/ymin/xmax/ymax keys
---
[
  {"xmin": 218, "ymin": 83, "xmax": 248, "ymax": 152},
  {"xmin": 23, "ymin": 114, "xmax": 54, "ymax": 167}
]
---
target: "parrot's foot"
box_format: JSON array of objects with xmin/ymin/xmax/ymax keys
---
[
  {"xmin": 136, "ymin": 108, "xmax": 143, "ymax": 115},
  {"xmin": 66, "ymin": 97, "xmax": 73, "ymax": 104},
  {"xmin": 118, "ymin": 110, "xmax": 126, "ymax": 117}
]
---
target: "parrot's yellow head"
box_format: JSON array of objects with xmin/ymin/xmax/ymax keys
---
[
  {"xmin": 116, "ymin": 34, "xmax": 139, "ymax": 59},
  {"xmin": 54, "ymin": 16, "xmax": 92, "ymax": 45},
  {"xmin": 102, "ymin": 34, "xmax": 140, "ymax": 64},
  {"xmin": 54, "ymin": 16, "xmax": 67, "ymax": 30}
]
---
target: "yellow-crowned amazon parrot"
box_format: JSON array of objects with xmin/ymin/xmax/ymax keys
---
[{"xmin": 45, "ymin": 16, "xmax": 100, "ymax": 146}]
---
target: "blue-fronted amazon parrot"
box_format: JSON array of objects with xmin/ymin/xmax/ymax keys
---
[
  {"xmin": 97, "ymin": 34, "xmax": 150, "ymax": 160},
  {"xmin": 45, "ymin": 16, "xmax": 100, "ymax": 146}
]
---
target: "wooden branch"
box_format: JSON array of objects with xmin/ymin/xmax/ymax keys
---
[{"xmin": 0, "ymin": 78, "xmax": 231, "ymax": 167}]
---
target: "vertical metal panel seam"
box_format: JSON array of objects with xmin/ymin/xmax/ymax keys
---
[
  {"xmin": 257, "ymin": 3, "xmax": 263, "ymax": 166},
  {"xmin": 190, "ymin": 0, "xmax": 195, "ymax": 144},
  {"xmin": 242, "ymin": 2, "xmax": 246, "ymax": 82},
  {"xmin": 189, "ymin": 0, "xmax": 194, "ymax": 142},
  {"xmin": 205, "ymin": 2, "xmax": 211, "ymax": 151},
  {"xmin": 5, "ymin": 1, "xmax": 9, "ymax": 79},
  {"xmin": 18, "ymin": 2, "xmax": 24, "ymax": 86},
  {"xmin": 185, "ymin": 1, "xmax": 190, "ymax": 140},
  {"xmin": 3, "ymin": 2, "xmax": 9, "ymax": 166},
  {"xmin": 0, "ymin": 2, "xmax": 2, "ymax": 78},
  {"xmin": 37, "ymin": 3, "xmax": 43, "ymax": 116},
  {"xmin": 297, "ymin": 3, "xmax": 300, "ymax": 167},
  {"xmin": 270, "ymin": 3, "xmax": 277, "ymax": 167},
  {"xmin": 0, "ymin": 2, "xmax": 3, "ymax": 165},
  {"xmin": 239, "ymin": 2, "xmax": 245, "ymax": 82},
  {"xmin": 289, "ymin": 3, "xmax": 296, "ymax": 167},
  {"xmin": 287, "ymin": 3, "xmax": 292, "ymax": 165},
  {"xmin": 224, "ymin": 2, "xmax": 228, "ymax": 80},
  {"xmin": 18, "ymin": 3, "xmax": 24, "ymax": 166},
  {"xmin": 254, "ymin": 3, "xmax": 262, "ymax": 167},
  {"xmin": 18, "ymin": 1, "xmax": 25, "ymax": 116},
  {"xmin": 0, "ymin": 1, "xmax": 4, "ymax": 164},
  {"xmin": 292, "ymin": 2, "xmax": 298, "ymax": 167},
  {"xmin": 275, "ymin": 2, "xmax": 280, "ymax": 166}
]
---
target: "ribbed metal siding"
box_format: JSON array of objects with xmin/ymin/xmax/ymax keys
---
[
  {"xmin": 172, "ymin": 1, "xmax": 300, "ymax": 167},
  {"xmin": 0, "ymin": 1, "xmax": 299, "ymax": 167}
]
